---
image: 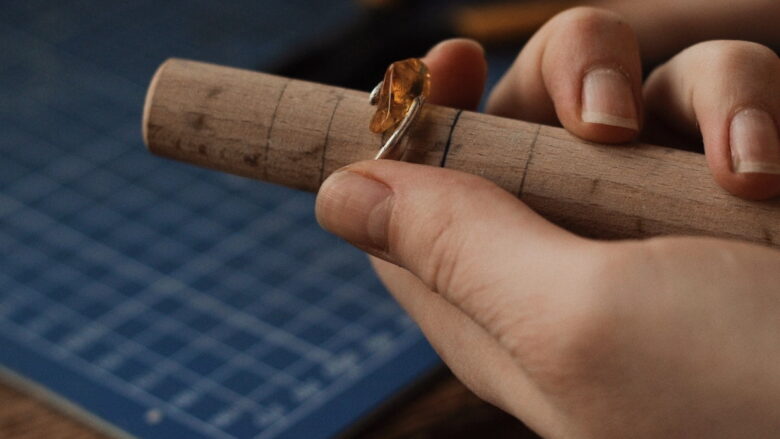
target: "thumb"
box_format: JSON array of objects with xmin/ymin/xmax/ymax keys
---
[{"xmin": 316, "ymin": 160, "xmax": 590, "ymax": 341}]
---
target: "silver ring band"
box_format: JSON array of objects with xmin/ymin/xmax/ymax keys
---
[{"xmin": 369, "ymin": 81, "xmax": 425, "ymax": 160}]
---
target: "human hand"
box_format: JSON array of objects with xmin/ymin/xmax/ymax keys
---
[
  {"xmin": 315, "ymin": 8, "xmax": 780, "ymax": 438},
  {"xmin": 594, "ymin": 0, "xmax": 780, "ymax": 62}
]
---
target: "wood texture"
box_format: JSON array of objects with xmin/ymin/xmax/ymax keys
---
[
  {"xmin": 0, "ymin": 382, "xmax": 106, "ymax": 439},
  {"xmin": 0, "ymin": 373, "xmax": 536, "ymax": 439},
  {"xmin": 144, "ymin": 59, "xmax": 780, "ymax": 247}
]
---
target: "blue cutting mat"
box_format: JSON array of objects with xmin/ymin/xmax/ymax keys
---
[{"xmin": 0, "ymin": 1, "xmax": 439, "ymax": 438}]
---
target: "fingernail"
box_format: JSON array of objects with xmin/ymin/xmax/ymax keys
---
[
  {"xmin": 315, "ymin": 170, "xmax": 392, "ymax": 251},
  {"xmin": 730, "ymin": 109, "xmax": 780, "ymax": 175},
  {"xmin": 581, "ymin": 68, "xmax": 639, "ymax": 130}
]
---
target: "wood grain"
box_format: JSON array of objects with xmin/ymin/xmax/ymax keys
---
[
  {"xmin": 0, "ymin": 381, "xmax": 106, "ymax": 439},
  {"xmin": 144, "ymin": 59, "xmax": 780, "ymax": 247},
  {"xmin": 0, "ymin": 373, "xmax": 535, "ymax": 439}
]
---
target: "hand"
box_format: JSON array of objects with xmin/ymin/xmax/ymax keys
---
[
  {"xmin": 315, "ymin": 8, "xmax": 780, "ymax": 438},
  {"xmin": 594, "ymin": 0, "xmax": 780, "ymax": 62}
]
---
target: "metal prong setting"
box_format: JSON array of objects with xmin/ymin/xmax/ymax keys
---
[
  {"xmin": 369, "ymin": 81, "xmax": 383, "ymax": 105},
  {"xmin": 369, "ymin": 79, "xmax": 424, "ymax": 160},
  {"xmin": 373, "ymin": 95, "xmax": 424, "ymax": 160}
]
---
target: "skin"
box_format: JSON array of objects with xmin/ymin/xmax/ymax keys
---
[
  {"xmin": 595, "ymin": 0, "xmax": 780, "ymax": 62},
  {"xmin": 315, "ymin": 7, "xmax": 780, "ymax": 438}
]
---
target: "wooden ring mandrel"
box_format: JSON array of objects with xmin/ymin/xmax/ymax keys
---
[{"xmin": 142, "ymin": 58, "xmax": 780, "ymax": 248}]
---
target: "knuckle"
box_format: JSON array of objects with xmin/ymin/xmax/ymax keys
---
[
  {"xmin": 551, "ymin": 6, "xmax": 630, "ymax": 37},
  {"xmin": 688, "ymin": 40, "xmax": 779, "ymax": 73}
]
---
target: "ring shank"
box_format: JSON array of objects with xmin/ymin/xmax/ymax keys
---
[{"xmin": 374, "ymin": 96, "xmax": 424, "ymax": 160}]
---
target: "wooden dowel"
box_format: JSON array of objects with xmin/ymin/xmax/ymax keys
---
[{"xmin": 143, "ymin": 58, "xmax": 780, "ymax": 248}]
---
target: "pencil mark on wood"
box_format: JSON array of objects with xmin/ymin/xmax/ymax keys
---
[
  {"xmin": 440, "ymin": 110, "xmax": 463, "ymax": 168},
  {"xmin": 206, "ymin": 87, "xmax": 222, "ymax": 98},
  {"xmin": 589, "ymin": 179, "xmax": 600, "ymax": 195},
  {"xmin": 146, "ymin": 123, "xmax": 162, "ymax": 137},
  {"xmin": 319, "ymin": 93, "xmax": 344, "ymax": 185},
  {"xmin": 264, "ymin": 79, "xmax": 292, "ymax": 180},
  {"xmin": 517, "ymin": 124, "xmax": 542, "ymax": 198},
  {"xmin": 764, "ymin": 228, "xmax": 774, "ymax": 245},
  {"xmin": 244, "ymin": 154, "xmax": 259, "ymax": 166},
  {"xmin": 186, "ymin": 113, "xmax": 206, "ymax": 131}
]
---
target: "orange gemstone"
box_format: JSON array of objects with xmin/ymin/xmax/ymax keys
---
[{"xmin": 369, "ymin": 58, "xmax": 431, "ymax": 133}]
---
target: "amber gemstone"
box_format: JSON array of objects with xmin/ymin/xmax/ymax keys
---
[{"xmin": 369, "ymin": 58, "xmax": 431, "ymax": 133}]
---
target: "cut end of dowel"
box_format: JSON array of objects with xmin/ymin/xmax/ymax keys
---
[{"xmin": 142, "ymin": 58, "xmax": 177, "ymax": 151}]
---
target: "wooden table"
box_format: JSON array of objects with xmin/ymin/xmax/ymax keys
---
[{"xmin": 0, "ymin": 369, "xmax": 539, "ymax": 438}]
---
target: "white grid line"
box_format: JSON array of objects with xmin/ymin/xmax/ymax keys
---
[
  {"xmin": 0, "ymin": 9, "xmax": 434, "ymax": 436},
  {"xmin": 0, "ymin": 281, "xmax": 236, "ymax": 439},
  {"xmin": 0, "ymin": 186, "xmax": 422, "ymax": 435}
]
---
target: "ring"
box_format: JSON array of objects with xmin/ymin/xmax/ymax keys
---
[{"xmin": 369, "ymin": 58, "xmax": 430, "ymax": 160}]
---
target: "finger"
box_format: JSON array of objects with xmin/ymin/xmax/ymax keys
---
[
  {"xmin": 598, "ymin": 0, "xmax": 780, "ymax": 62},
  {"xmin": 315, "ymin": 160, "xmax": 596, "ymax": 356},
  {"xmin": 370, "ymin": 256, "xmax": 563, "ymax": 438},
  {"xmin": 486, "ymin": 7, "xmax": 643, "ymax": 144},
  {"xmin": 421, "ymin": 38, "xmax": 488, "ymax": 111},
  {"xmin": 644, "ymin": 40, "xmax": 780, "ymax": 199}
]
